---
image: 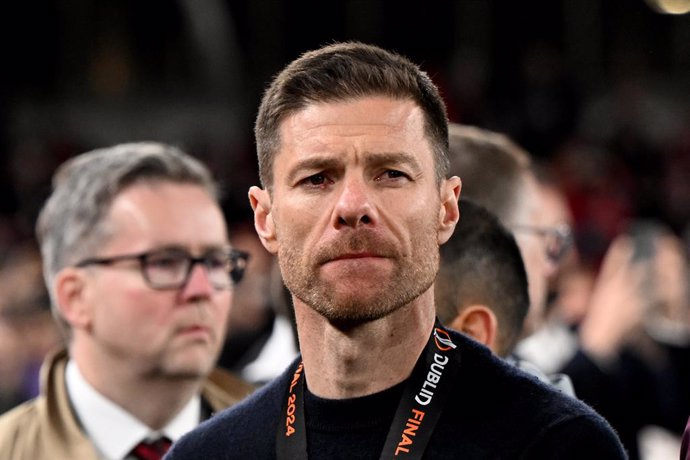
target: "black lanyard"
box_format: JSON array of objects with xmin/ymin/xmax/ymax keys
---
[{"xmin": 276, "ymin": 319, "xmax": 460, "ymax": 460}]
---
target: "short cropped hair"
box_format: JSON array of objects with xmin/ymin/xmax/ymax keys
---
[
  {"xmin": 448, "ymin": 123, "xmax": 532, "ymax": 225},
  {"xmin": 255, "ymin": 41, "xmax": 450, "ymax": 188},
  {"xmin": 36, "ymin": 142, "xmax": 218, "ymax": 333},
  {"xmin": 435, "ymin": 199, "xmax": 529, "ymax": 356}
]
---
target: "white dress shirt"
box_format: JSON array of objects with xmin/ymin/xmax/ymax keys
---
[{"xmin": 65, "ymin": 359, "xmax": 201, "ymax": 460}]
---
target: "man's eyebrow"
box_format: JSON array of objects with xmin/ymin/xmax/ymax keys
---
[
  {"xmin": 365, "ymin": 152, "xmax": 423, "ymax": 174},
  {"xmin": 286, "ymin": 152, "xmax": 423, "ymax": 184},
  {"xmin": 286, "ymin": 157, "xmax": 342, "ymax": 184}
]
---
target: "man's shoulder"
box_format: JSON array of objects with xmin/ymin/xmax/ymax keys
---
[
  {"xmin": 212, "ymin": 368, "xmax": 287, "ymax": 424},
  {"xmin": 449, "ymin": 328, "xmax": 595, "ymax": 417},
  {"xmin": 440, "ymin": 330, "xmax": 626, "ymax": 457},
  {"xmin": 167, "ymin": 360, "xmax": 296, "ymax": 459},
  {"xmin": 203, "ymin": 366, "xmax": 257, "ymax": 412},
  {"xmin": 0, "ymin": 398, "xmax": 40, "ymax": 431},
  {"xmin": 0, "ymin": 398, "xmax": 42, "ymax": 459}
]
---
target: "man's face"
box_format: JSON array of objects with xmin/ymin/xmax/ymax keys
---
[
  {"xmin": 252, "ymin": 96, "xmax": 458, "ymax": 325},
  {"xmin": 76, "ymin": 182, "xmax": 232, "ymax": 379},
  {"xmin": 510, "ymin": 175, "xmax": 551, "ymax": 335}
]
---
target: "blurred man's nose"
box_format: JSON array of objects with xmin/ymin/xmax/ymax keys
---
[{"xmin": 181, "ymin": 263, "xmax": 215, "ymax": 300}]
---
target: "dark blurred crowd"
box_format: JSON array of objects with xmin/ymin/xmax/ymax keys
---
[{"xmin": 0, "ymin": 2, "xmax": 688, "ymax": 458}]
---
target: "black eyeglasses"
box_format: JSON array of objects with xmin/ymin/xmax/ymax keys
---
[
  {"xmin": 512, "ymin": 223, "xmax": 574, "ymax": 264},
  {"xmin": 75, "ymin": 248, "xmax": 250, "ymax": 290}
]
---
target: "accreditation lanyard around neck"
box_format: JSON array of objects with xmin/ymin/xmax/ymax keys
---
[{"xmin": 276, "ymin": 319, "xmax": 460, "ymax": 460}]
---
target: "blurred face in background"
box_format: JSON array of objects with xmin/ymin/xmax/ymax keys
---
[
  {"xmin": 509, "ymin": 174, "xmax": 551, "ymax": 337},
  {"xmin": 0, "ymin": 244, "xmax": 60, "ymax": 403},
  {"xmin": 64, "ymin": 182, "xmax": 233, "ymax": 381},
  {"xmin": 227, "ymin": 225, "xmax": 273, "ymax": 334},
  {"xmin": 649, "ymin": 233, "xmax": 690, "ymax": 326},
  {"xmin": 511, "ymin": 177, "xmax": 576, "ymax": 337}
]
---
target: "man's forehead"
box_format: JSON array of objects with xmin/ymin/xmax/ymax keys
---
[
  {"xmin": 508, "ymin": 173, "xmax": 542, "ymax": 226},
  {"xmin": 276, "ymin": 99, "xmax": 432, "ymax": 160},
  {"xmin": 280, "ymin": 97, "xmax": 424, "ymax": 135}
]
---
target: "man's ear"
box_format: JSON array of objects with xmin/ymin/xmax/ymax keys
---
[
  {"xmin": 54, "ymin": 268, "xmax": 92, "ymax": 331},
  {"xmin": 438, "ymin": 176, "xmax": 461, "ymax": 245},
  {"xmin": 449, "ymin": 305, "xmax": 498, "ymax": 354},
  {"xmin": 248, "ymin": 186, "xmax": 278, "ymax": 255}
]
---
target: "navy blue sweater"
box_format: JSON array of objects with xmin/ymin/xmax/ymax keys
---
[{"xmin": 166, "ymin": 330, "xmax": 627, "ymax": 459}]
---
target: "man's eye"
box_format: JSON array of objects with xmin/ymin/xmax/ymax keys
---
[
  {"xmin": 148, "ymin": 254, "xmax": 185, "ymax": 270},
  {"xmin": 299, "ymin": 174, "xmax": 330, "ymax": 187},
  {"xmin": 378, "ymin": 170, "xmax": 409, "ymax": 181},
  {"xmin": 205, "ymin": 254, "xmax": 230, "ymax": 270}
]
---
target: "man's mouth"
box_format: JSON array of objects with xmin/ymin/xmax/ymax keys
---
[
  {"xmin": 331, "ymin": 252, "xmax": 381, "ymax": 260},
  {"xmin": 177, "ymin": 324, "xmax": 212, "ymax": 339}
]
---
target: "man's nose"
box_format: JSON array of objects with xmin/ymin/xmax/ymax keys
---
[
  {"xmin": 332, "ymin": 175, "xmax": 377, "ymax": 229},
  {"xmin": 181, "ymin": 263, "xmax": 215, "ymax": 300}
]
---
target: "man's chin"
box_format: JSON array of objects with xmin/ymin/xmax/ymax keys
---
[
  {"xmin": 325, "ymin": 314, "xmax": 385, "ymax": 331},
  {"xmin": 162, "ymin": 352, "xmax": 216, "ymax": 380},
  {"xmin": 162, "ymin": 364, "xmax": 211, "ymax": 381},
  {"xmin": 313, "ymin": 297, "xmax": 406, "ymax": 329}
]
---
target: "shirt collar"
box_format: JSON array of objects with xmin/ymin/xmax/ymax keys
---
[{"xmin": 65, "ymin": 359, "xmax": 201, "ymax": 460}]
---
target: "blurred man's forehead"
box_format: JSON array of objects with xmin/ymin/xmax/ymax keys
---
[{"xmin": 505, "ymin": 173, "xmax": 541, "ymax": 227}]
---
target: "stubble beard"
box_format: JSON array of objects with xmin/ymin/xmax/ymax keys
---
[{"xmin": 278, "ymin": 219, "xmax": 440, "ymax": 327}]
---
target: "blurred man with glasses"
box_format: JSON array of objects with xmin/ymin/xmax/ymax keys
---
[
  {"xmin": 448, "ymin": 123, "xmax": 574, "ymax": 339},
  {"xmin": 0, "ymin": 142, "xmax": 254, "ymax": 460},
  {"xmin": 435, "ymin": 199, "xmax": 575, "ymax": 396},
  {"xmin": 446, "ymin": 124, "xmax": 579, "ymax": 395}
]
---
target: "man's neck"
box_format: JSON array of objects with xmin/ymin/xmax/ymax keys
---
[
  {"xmin": 70, "ymin": 344, "xmax": 201, "ymax": 430},
  {"xmin": 294, "ymin": 290, "xmax": 436, "ymax": 399}
]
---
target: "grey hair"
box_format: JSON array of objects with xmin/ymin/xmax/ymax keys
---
[{"xmin": 36, "ymin": 142, "xmax": 218, "ymax": 334}]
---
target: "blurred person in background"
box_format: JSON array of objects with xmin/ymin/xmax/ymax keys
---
[
  {"xmin": 0, "ymin": 242, "xmax": 61, "ymax": 412},
  {"xmin": 682, "ymin": 417, "xmax": 690, "ymax": 460},
  {"xmin": 0, "ymin": 243, "xmax": 60, "ymax": 414},
  {"xmin": 0, "ymin": 320, "xmax": 24, "ymax": 414},
  {"xmin": 218, "ymin": 222, "xmax": 299, "ymax": 386},
  {"xmin": 435, "ymin": 198, "xmax": 573, "ymax": 395},
  {"xmin": 217, "ymin": 222, "xmax": 277, "ymax": 372},
  {"xmin": 450, "ymin": 121, "xmax": 690, "ymax": 458},
  {"xmin": 514, "ymin": 169, "xmax": 582, "ymax": 373},
  {"xmin": 236, "ymin": 257, "xmax": 299, "ymax": 385},
  {"xmin": 557, "ymin": 219, "xmax": 690, "ymax": 459},
  {"xmin": 0, "ymin": 143, "xmax": 254, "ymax": 460},
  {"xmin": 447, "ymin": 123, "xmax": 570, "ymax": 342}
]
